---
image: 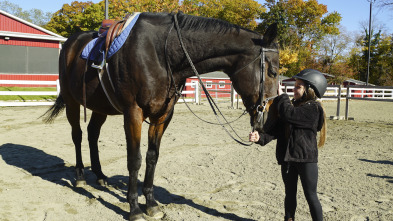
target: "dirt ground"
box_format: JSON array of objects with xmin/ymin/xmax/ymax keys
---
[{"xmin": 0, "ymin": 99, "xmax": 392, "ymax": 221}]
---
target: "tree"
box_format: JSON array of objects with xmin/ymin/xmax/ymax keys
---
[
  {"xmin": 45, "ymin": 0, "xmax": 265, "ymax": 38},
  {"xmin": 0, "ymin": 0, "xmax": 52, "ymax": 26},
  {"xmin": 182, "ymin": 0, "xmax": 265, "ymax": 30},
  {"xmin": 44, "ymin": 1, "xmax": 97, "ymax": 37},
  {"xmin": 257, "ymin": 0, "xmax": 342, "ymax": 76},
  {"xmin": 377, "ymin": 0, "xmax": 393, "ymax": 8},
  {"xmin": 316, "ymin": 27, "xmax": 355, "ymax": 82},
  {"xmin": 376, "ymin": 34, "xmax": 393, "ymax": 85},
  {"xmin": 348, "ymin": 26, "xmax": 393, "ymax": 86}
]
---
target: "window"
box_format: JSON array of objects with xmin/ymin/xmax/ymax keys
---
[
  {"xmin": 205, "ymin": 81, "xmax": 213, "ymax": 88},
  {"xmin": 190, "ymin": 80, "xmax": 198, "ymax": 88},
  {"xmin": 219, "ymin": 81, "xmax": 225, "ymax": 88}
]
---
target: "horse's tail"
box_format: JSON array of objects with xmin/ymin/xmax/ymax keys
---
[
  {"xmin": 41, "ymin": 46, "xmax": 67, "ymax": 124},
  {"xmin": 41, "ymin": 95, "xmax": 66, "ymax": 123}
]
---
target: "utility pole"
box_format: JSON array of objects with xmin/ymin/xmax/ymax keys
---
[
  {"xmin": 105, "ymin": 0, "xmax": 109, "ymax": 19},
  {"xmin": 366, "ymin": 0, "xmax": 376, "ymax": 85}
]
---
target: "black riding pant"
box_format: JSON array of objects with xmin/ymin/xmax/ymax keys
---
[{"xmin": 281, "ymin": 162, "xmax": 323, "ymax": 221}]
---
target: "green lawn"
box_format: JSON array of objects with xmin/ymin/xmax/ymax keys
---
[{"xmin": 0, "ymin": 87, "xmax": 57, "ymax": 101}]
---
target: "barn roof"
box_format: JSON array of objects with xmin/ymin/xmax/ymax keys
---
[
  {"xmin": 344, "ymin": 78, "xmax": 371, "ymax": 85},
  {"xmin": 189, "ymin": 71, "xmax": 229, "ymax": 79},
  {"xmin": 189, "ymin": 71, "xmax": 292, "ymax": 81},
  {"xmin": 0, "ymin": 9, "xmax": 67, "ymax": 42}
]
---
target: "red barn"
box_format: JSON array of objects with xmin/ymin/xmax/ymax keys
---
[
  {"xmin": 0, "ymin": 9, "xmax": 66, "ymax": 87},
  {"xmin": 185, "ymin": 71, "xmax": 232, "ymax": 98}
]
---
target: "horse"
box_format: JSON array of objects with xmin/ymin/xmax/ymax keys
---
[{"xmin": 43, "ymin": 12, "xmax": 279, "ymax": 221}]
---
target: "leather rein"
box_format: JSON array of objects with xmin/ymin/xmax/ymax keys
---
[{"xmin": 171, "ymin": 13, "xmax": 279, "ymax": 146}]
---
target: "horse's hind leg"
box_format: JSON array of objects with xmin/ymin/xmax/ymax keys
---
[
  {"xmin": 143, "ymin": 110, "xmax": 174, "ymax": 219},
  {"xmin": 65, "ymin": 100, "xmax": 85, "ymax": 187},
  {"xmin": 87, "ymin": 111, "xmax": 108, "ymax": 186}
]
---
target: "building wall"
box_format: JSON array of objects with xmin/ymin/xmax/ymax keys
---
[
  {"xmin": 0, "ymin": 13, "xmax": 49, "ymax": 35},
  {"xmin": 185, "ymin": 78, "xmax": 232, "ymax": 98},
  {"xmin": 0, "ymin": 37, "xmax": 60, "ymax": 48},
  {"xmin": 0, "ymin": 44, "xmax": 59, "ymax": 74}
]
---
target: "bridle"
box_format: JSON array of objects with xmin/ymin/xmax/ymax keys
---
[
  {"xmin": 250, "ymin": 46, "xmax": 280, "ymax": 132},
  {"xmin": 171, "ymin": 13, "xmax": 279, "ymax": 145}
]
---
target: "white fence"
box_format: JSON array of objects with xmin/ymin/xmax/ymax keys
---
[
  {"xmin": 1, "ymin": 80, "xmax": 393, "ymax": 121},
  {"xmin": 0, "ymin": 80, "xmax": 59, "ymax": 107}
]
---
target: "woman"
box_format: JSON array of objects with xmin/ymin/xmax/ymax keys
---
[{"xmin": 249, "ymin": 69, "xmax": 327, "ymax": 221}]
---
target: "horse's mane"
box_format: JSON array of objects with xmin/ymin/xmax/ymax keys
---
[{"xmin": 176, "ymin": 12, "xmax": 242, "ymax": 34}]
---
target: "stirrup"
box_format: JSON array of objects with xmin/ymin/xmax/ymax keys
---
[{"xmin": 91, "ymin": 50, "xmax": 106, "ymax": 69}]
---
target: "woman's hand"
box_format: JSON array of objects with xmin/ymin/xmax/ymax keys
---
[{"xmin": 249, "ymin": 131, "xmax": 260, "ymax": 142}]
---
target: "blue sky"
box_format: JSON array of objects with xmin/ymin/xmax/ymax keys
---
[{"xmin": 5, "ymin": 0, "xmax": 393, "ymax": 34}]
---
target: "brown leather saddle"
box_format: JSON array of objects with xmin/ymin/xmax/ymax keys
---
[{"xmin": 95, "ymin": 15, "xmax": 131, "ymax": 67}]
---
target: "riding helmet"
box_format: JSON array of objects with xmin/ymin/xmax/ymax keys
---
[{"xmin": 293, "ymin": 69, "xmax": 327, "ymax": 98}]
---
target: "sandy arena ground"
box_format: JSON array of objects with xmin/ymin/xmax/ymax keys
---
[{"xmin": 0, "ymin": 100, "xmax": 392, "ymax": 221}]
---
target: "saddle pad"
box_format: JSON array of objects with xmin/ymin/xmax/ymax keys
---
[{"xmin": 80, "ymin": 12, "xmax": 141, "ymax": 62}]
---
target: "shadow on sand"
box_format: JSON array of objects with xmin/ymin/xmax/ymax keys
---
[
  {"xmin": 359, "ymin": 158, "xmax": 393, "ymax": 184},
  {"xmin": 0, "ymin": 143, "xmax": 255, "ymax": 220}
]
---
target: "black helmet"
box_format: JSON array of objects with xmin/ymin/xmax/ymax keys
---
[{"xmin": 293, "ymin": 69, "xmax": 327, "ymax": 98}]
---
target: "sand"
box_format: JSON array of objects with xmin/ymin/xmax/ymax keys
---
[{"xmin": 0, "ymin": 100, "xmax": 392, "ymax": 221}]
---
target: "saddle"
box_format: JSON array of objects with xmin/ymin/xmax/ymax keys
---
[
  {"xmin": 93, "ymin": 15, "xmax": 129, "ymax": 68},
  {"xmin": 80, "ymin": 13, "xmax": 141, "ymax": 121}
]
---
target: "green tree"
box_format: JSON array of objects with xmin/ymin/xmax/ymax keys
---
[
  {"xmin": 372, "ymin": 33, "xmax": 393, "ymax": 85},
  {"xmin": 349, "ymin": 28, "xmax": 393, "ymax": 86}
]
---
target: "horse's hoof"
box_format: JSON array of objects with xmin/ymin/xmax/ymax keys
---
[
  {"xmin": 75, "ymin": 179, "xmax": 86, "ymax": 187},
  {"xmin": 96, "ymin": 179, "xmax": 107, "ymax": 186},
  {"xmin": 129, "ymin": 213, "xmax": 146, "ymax": 221},
  {"xmin": 146, "ymin": 206, "xmax": 164, "ymax": 219}
]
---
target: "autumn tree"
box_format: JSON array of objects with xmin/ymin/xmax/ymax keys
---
[
  {"xmin": 348, "ymin": 27, "xmax": 393, "ymax": 86},
  {"xmin": 45, "ymin": 0, "xmax": 265, "ymax": 38},
  {"xmin": 257, "ymin": 0, "xmax": 342, "ymax": 76},
  {"xmin": 182, "ymin": 0, "xmax": 265, "ymax": 30}
]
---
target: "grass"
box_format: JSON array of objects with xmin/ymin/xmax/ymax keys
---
[{"xmin": 0, "ymin": 87, "xmax": 57, "ymax": 101}]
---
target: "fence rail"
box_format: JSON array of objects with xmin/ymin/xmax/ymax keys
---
[
  {"xmin": 1, "ymin": 79, "xmax": 393, "ymax": 121},
  {"xmin": 0, "ymin": 80, "xmax": 59, "ymax": 107}
]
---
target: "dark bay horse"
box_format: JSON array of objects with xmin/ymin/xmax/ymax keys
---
[{"xmin": 43, "ymin": 12, "xmax": 279, "ymax": 221}]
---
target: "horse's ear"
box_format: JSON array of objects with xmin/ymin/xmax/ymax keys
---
[{"xmin": 262, "ymin": 23, "xmax": 278, "ymax": 45}]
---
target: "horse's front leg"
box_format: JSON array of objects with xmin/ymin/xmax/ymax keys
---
[
  {"xmin": 123, "ymin": 106, "xmax": 145, "ymax": 221},
  {"xmin": 87, "ymin": 111, "xmax": 108, "ymax": 186},
  {"xmin": 143, "ymin": 110, "xmax": 174, "ymax": 219}
]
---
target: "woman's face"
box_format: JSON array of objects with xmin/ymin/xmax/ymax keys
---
[{"xmin": 294, "ymin": 79, "xmax": 306, "ymax": 100}]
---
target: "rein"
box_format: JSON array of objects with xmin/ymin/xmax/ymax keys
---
[{"xmin": 172, "ymin": 13, "xmax": 279, "ymax": 146}]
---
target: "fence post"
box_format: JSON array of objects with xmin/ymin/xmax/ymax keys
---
[
  {"xmin": 336, "ymin": 85, "xmax": 341, "ymax": 118},
  {"xmin": 345, "ymin": 85, "xmax": 350, "ymax": 120},
  {"xmin": 230, "ymin": 84, "xmax": 234, "ymax": 109},
  {"xmin": 236, "ymin": 91, "xmax": 239, "ymax": 109},
  {"xmin": 56, "ymin": 79, "xmax": 60, "ymax": 96},
  {"xmin": 194, "ymin": 82, "xmax": 200, "ymax": 105}
]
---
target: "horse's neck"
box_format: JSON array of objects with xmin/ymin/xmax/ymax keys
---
[{"xmin": 173, "ymin": 30, "xmax": 254, "ymax": 79}]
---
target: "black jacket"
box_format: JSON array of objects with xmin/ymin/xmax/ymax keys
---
[{"xmin": 257, "ymin": 94, "xmax": 325, "ymax": 164}]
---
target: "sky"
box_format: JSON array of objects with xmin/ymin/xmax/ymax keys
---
[{"xmin": 4, "ymin": 0, "xmax": 393, "ymax": 34}]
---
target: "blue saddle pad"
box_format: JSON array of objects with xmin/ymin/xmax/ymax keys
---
[{"xmin": 80, "ymin": 13, "xmax": 140, "ymax": 62}]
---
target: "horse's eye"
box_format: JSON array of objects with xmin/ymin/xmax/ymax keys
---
[{"xmin": 268, "ymin": 66, "xmax": 278, "ymax": 78}]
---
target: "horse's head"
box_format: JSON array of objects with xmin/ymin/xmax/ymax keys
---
[{"xmin": 230, "ymin": 23, "xmax": 279, "ymax": 132}]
